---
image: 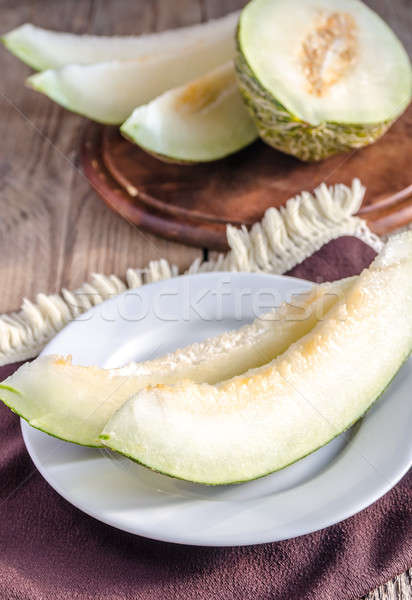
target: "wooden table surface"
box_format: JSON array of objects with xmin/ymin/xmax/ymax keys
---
[{"xmin": 0, "ymin": 1, "xmax": 411, "ymax": 598}]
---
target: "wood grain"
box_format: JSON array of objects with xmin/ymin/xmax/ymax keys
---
[
  {"xmin": 0, "ymin": 0, "xmax": 201, "ymax": 314},
  {"xmin": 363, "ymin": 570, "xmax": 412, "ymax": 600},
  {"xmin": 0, "ymin": 2, "xmax": 410, "ymax": 597},
  {"xmin": 88, "ymin": 102, "xmax": 412, "ymax": 250}
]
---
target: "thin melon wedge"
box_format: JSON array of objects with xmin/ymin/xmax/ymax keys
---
[
  {"xmin": 101, "ymin": 233, "xmax": 412, "ymax": 485},
  {"xmin": 121, "ymin": 63, "xmax": 258, "ymax": 163},
  {"xmin": 25, "ymin": 16, "xmax": 239, "ymax": 124},
  {"xmin": 2, "ymin": 13, "xmax": 239, "ymax": 71},
  {"xmin": 0, "ymin": 279, "xmax": 350, "ymax": 446}
]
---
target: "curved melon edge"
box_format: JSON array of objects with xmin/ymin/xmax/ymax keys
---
[
  {"xmin": 119, "ymin": 63, "xmax": 259, "ymax": 163},
  {"xmin": 1, "ymin": 32, "xmax": 45, "ymax": 71},
  {"xmin": 0, "ymin": 278, "xmax": 364, "ymax": 450},
  {"xmin": 101, "ymin": 349, "xmax": 411, "ymax": 485},
  {"xmin": 2, "ymin": 12, "xmax": 240, "ymax": 71},
  {"xmin": 121, "ymin": 124, "xmax": 257, "ymax": 164},
  {"xmin": 235, "ymin": 49, "xmax": 398, "ymax": 162},
  {"xmin": 0, "ymin": 384, "xmax": 101, "ymax": 447},
  {"xmin": 26, "ymin": 71, "xmax": 120, "ymax": 125},
  {"xmin": 120, "ymin": 127, "xmax": 200, "ymax": 165}
]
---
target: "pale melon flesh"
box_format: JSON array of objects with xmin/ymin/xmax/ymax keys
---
[
  {"xmin": 0, "ymin": 279, "xmax": 349, "ymax": 446},
  {"xmin": 121, "ymin": 63, "xmax": 258, "ymax": 163},
  {"xmin": 101, "ymin": 233, "xmax": 412, "ymax": 484},
  {"xmin": 236, "ymin": 0, "xmax": 412, "ymax": 161},
  {"xmin": 24, "ymin": 13, "xmax": 239, "ymax": 124},
  {"xmin": 2, "ymin": 13, "xmax": 239, "ymax": 71}
]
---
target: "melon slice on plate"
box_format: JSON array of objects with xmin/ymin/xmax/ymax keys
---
[
  {"xmin": 101, "ymin": 232, "xmax": 412, "ymax": 485},
  {"xmin": 2, "ymin": 12, "xmax": 239, "ymax": 71},
  {"xmin": 25, "ymin": 16, "xmax": 239, "ymax": 124},
  {"xmin": 0, "ymin": 279, "xmax": 350, "ymax": 447},
  {"xmin": 121, "ymin": 63, "xmax": 258, "ymax": 163},
  {"xmin": 236, "ymin": 0, "xmax": 412, "ymax": 161}
]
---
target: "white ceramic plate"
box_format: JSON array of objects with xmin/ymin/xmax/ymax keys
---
[{"xmin": 21, "ymin": 273, "xmax": 412, "ymax": 546}]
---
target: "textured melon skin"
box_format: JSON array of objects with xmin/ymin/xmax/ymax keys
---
[{"xmin": 235, "ymin": 50, "xmax": 393, "ymax": 162}]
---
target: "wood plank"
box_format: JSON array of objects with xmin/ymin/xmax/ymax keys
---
[
  {"xmin": 0, "ymin": 0, "xmax": 95, "ymax": 313},
  {"xmin": 93, "ymin": 102, "xmax": 412, "ymax": 250},
  {"xmin": 59, "ymin": 0, "xmax": 203, "ymax": 292},
  {"xmin": 363, "ymin": 570, "xmax": 412, "ymax": 600},
  {"xmin": 202, "ymin": 0, "xmax": 246, "ymax": 18},
  {"xmin": 0, "ymin": 0, "xmax": 201, "ymax": 313}
]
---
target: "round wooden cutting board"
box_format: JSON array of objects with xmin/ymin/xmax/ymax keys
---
[{"xmin": 82, "ymin": 104, "xmax": 412, "ymax": 251}]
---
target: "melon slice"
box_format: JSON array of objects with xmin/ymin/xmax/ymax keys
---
[
  {"xmin": 101, "ymin": 233, "xmax": 412, "ymax": 484},
  {"xmin": 121, "ymin": 63, "xmax": 258, "ymax": 163},
  {"xmin": 0, "ymin": 279, "xmax": 350, "ymax": 447},
  {"xmin": 236, "ymin": 0, "xmax": 412, "ymax": 161},
  {"xmin": 2, "ymin": 12, "xmax": 239, "ymax": 71},
  {"xmin": 25, "ymin": 16, "xmax": 239, "ymax": 124}
]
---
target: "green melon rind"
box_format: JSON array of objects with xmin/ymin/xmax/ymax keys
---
[
  {"xmin": 100, "ymin": 349, "xmax": 411, "ymax": 485},
  {"xmin": 26, "ymin": 70, "xmax": 119, "ymax": 125},
  {"xmin": 120, "ymin": 127, "xmax": 200, "ymax": 165},
  {"xmin": 99, "ymin": 233, "xmax": 412, "ymax": 485},
  {"xmin": 0, "ymin": 384, "xmax": 22, "ymax": 395},
  {"xmin": 0, "ymin": 281, "xmax": 349, "ymax": 448},
  {"xmin": 235, "ymin": 49, "xmax": 393, "ymax": 162},
  {"xmin": 101, "ymin": 345, "xmax": 411, "ymax": 486},
  {"xmin": 119, "ymin": 62, "xmax": 259, "ymax": 164},
  {"xmin": 121, "ymin": 126, "xmax": 256, "ymax": 165},
  {"xmin": 1, "ymin": 34, "xmax": 43, "ymax": 71},
  {"xmin": 0, "ymin": 384, "xmax": 101, "ymax": 447}
]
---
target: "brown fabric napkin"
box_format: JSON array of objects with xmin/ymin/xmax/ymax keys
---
[{"xmin": 0, "ymin": 235, "xmax": 410, "ymax": 600}]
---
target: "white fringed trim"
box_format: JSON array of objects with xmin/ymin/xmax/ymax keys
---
[{"xmin": 0, "ymin": 179, "xmax": 382, "ymax": 366}]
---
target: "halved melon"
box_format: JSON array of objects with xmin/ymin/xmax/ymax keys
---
[
  {"xmin": 2, "ymin": 13, "xmax": 239, "ymax": 71},
  {"xmin": 0, "ymin": 279, "xmax": 350, "ymax": 446},
  {"xmin": 236, "ymin": 0, "xmax": 412, "ymax": 161},
  {"xmin": 101, "ymin": 233, "xmax": 412, "ymax": 484},
  {"xmin": 25, "ymin": 16, "xmax": 239, "ymax": 124},
  {"xmin": 121, "ymin": 63, "xmax": 258, "ymax": 163}
]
